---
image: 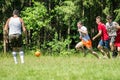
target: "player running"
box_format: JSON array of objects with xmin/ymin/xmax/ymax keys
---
[
  {"xmin": 106, "ymin": 15, "xmax": 120, "ymax": 57},
  {"xmin": 75, "ymin": 21, "xmax": 100, "ymax": 59},
  {"xmin": 92, "ymin": 16, "xmax": 110, "ymax": 59}
]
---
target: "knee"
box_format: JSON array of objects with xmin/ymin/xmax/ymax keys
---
[
  {"xmin": 75, "ymin": 46, "xmax": 79, "ymax": 50},
  {"xmin": 75, "ymin": 44, "xmax": 79, "ymax": 49},
  {"xmin": 118, "ymin": 48, "xmax": 120, "ymax": 52},
  {"xmin": 97, "ymin": 45, "xmax": 100, "ymax": 50},
  {"xmin": 75, "ymin": 46, "xmax": 78, "ymax": 49},
  {"xmin": 109, "ymin": 42, "xmax": 113, "ymax": 46}
]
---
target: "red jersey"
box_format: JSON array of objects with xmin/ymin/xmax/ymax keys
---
[
  {"xmin": 98, "ymin": 22, "xmax": 109, "ymax": 40},
  {"xmin": 114, "ymin": 29, "xmax": 120, "ymax": 47}
]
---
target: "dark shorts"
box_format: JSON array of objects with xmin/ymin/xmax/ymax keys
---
[
  {"xmin": 9, "ymin": 34, "xmax": 22, "ymax": 47},
  {"xmin": 98, "ymin": 39, "xmax": 110, "ymax": 49}
]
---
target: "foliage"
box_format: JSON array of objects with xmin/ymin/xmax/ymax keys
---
[
  {"xmin": 21, "ymin": 2, "xmax": 51, "ymax": 47},
  {"xmin": 54, "ymin": 1, "xmax": 76, "ymax": 24},
  {"xmin": 114, "ymin": 9, "xmax": 120, "ymax": 21},
  {"xmin": 21, "ymin": 2, "xmax": 49, "ymax": 30},
  {"xmin": 47, "ymin": 32, "xmax": 72, "ymax": 55},
  {"xmin": 103, "ymin": 7, "xmax": 110, "ymax": 15}
]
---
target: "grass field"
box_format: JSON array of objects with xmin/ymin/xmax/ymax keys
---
[{"xmin": 0, "ymin": 52, "xmax": 120, "ymax": 80}]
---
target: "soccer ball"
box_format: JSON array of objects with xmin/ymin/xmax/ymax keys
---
[{"xmin": 35, "ymin": 51, "xmax": 41, "ymax": 57}]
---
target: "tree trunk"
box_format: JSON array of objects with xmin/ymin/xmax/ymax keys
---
[
  {"xmin": 3, "ymin": 26, "xmax": 7, "ymax": 53},
  {"xmin": 67, "ymin": 21, "xmax": 70, "ymax": 50}
]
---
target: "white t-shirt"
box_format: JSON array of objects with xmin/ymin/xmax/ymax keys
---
[
  {"xmin": 78, "ymin": 26, "xmax": 90, "ymax": 41},
  {"xmin": 106, "ymin": 22, "xmax": 117, "ymax": 36}
]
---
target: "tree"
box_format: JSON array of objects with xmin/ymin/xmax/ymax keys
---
[
  {"xmin": 54, "ymin": 1, "xmax": 76, "ymax": 50},
  {"xmin": 21, "ymin": 2, "xmax": 51, "ymax": 48}
]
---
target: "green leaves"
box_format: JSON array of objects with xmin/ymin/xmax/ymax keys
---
[
  {"xmin": 21, "ymin": 2, "xmax": 48, "ymax": 30},
  {"xmin": 54, "ymin": 1, "xmax": 76, "ymax": 22},
  {"xmin": 103, "ymin": 7, "xmax": 110, "ymax": 15},
  {"xmin": 47, "ymin": 32, "xmax": 72, "ymax": 55},
  {"xmin": 21, "ymin": 2, "xmax": 50, "ymax": 47},
  {"xmin": 114, "ymin": 9, "xmax": 120, "ymax": 21}
]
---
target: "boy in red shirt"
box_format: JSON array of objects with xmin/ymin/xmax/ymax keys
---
[{"xmin": 92, "ymin": 16, "xmax": 110, "ymax": 58}]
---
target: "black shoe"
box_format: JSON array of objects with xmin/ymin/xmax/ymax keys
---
[{"xmin": 112, "ymin": 50, "xmax": 118, "ymax": 58}]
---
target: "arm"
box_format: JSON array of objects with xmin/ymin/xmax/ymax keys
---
[
  {"xmin": 115, "ymin": 24, "xmax": 120, "ymax": 29},
  {"xmin": 20, "ymin": 18, "xmax": 28, "ymax": 44},
  {"xmin": 78, "ymin": 29, "xmax": 88, "ymax": 34},
  {"xmin": 4, "ymin": 18, "xmax": 10, "ymax": 43},
  {"xmin": 92, "ymin": 30, "xmax": 102, "ymax": 40},
  {"xmin": 114, "ymin": 22, "xmax": 120, "ymax": 29},
  {"xmin": 4, "ymin": 18, "xmax": 10, "ymax": 35},
  {"xmin": 19, "ymin": 18, "xmax": 27, "ymax": 34}
]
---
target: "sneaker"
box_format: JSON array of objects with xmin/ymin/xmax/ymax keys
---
[{"xmin": 112, "ymin": 51, "xmax": 118, "ymax": 58}]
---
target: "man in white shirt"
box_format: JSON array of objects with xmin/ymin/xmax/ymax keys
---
[
  {"xmin": 106, "ymin": 15, "xmax": 120, "ymax": 57},
  {"xmin": 4, "ymin": 9, "xmax": 26, "ymax": 64}
]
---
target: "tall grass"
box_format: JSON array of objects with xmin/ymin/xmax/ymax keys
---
[{"xmin": 0, "ymin": 52, "xmax": 120, "ymax": 80}]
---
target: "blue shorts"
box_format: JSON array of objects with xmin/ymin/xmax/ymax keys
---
[{"xmin": 98, "ymin": 39, "xmax": 109, "ymax": 49}]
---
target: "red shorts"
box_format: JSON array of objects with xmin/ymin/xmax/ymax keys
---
[
  {"xmin": 114, "ymin": 42, "xmax": 120, "ymax": 47},
  {"xmin": 114, "ymin": 37, "xmax": 120, "ymax": 47},
  {"xmin": 114, "ymin": 29, "xmax": 120, "ymax": 47}
]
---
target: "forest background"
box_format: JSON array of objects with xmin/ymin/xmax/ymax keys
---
[{"xmin": 0, "ymin": 0, "xmax": 120, "ymax": 55}]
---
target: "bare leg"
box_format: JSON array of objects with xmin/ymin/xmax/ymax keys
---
[
  {"xmin": 104, "ymin": 47, "xmax": 111, "ymax": 59},
  {"xmin": 88, "ymin": 48, "xmax": 100, "ymax": 59},
  {"xmin": 97, "ymin": 45, "xmax": 111, "ymax": 58},
  {"xmin": 106, "ymin": 51, "xmax": 111, "ymax": 59},
  {"xmin": 75, "ymin": 42, "xmax": 86, "ymax": 56},
  {"xmin": 110, "ymin": 42, "xmax": 114, "ymax": 51},
  {"xmin": 97, "ymin": 45, "xmax": 106, "ymax": 56},
  {"xmin": 117, "ymin": 47, "xmax": 120, "ymax": 57}
]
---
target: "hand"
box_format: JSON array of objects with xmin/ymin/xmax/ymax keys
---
[
  {"xmin": 92, "ymin": 37, "xmax": 95, "ymax": 41},
  {"xmin": 79, "ymin": 36, "xmax": 82, "ymax": 40},
  {"xmin": 78, "ymin": 29, "xmax": 82, "ymax": 32}
]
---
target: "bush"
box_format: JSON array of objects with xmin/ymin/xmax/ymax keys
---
[{"xmin": 46, "ymin": 32, "xmax": 74, "ymax": 56}]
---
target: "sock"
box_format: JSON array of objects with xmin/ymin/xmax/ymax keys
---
[
  {"xmin": 12, "ymin": 52, "xmax": 18, "ymax": 64},
  {"xmin": 19, "ymin": 51, "xmax": 24, "ymax": 63}
]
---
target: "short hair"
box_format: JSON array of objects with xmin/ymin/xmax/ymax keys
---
[
  {"xmin": 96, "ymin": 16, "xmax": 102, "ymax": 21},
  {"xmin": 13, "ymin": 9, "xmax": 19, "ymax": 16},
  {"xmin": 77, "ymin": 21, "xmax": 83, "ymax": 25},
  {"xmin": 106, "ymin": 15, "xmax": 112, "ymax": 20},
  {"xmin": 96, "ymin": 16, "xmax": 101, "ymax": 20}
]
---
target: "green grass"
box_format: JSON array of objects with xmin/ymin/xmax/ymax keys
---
[{"xmin": 0, "ymin": 53, "xmax": 120, "ymax": 80}]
